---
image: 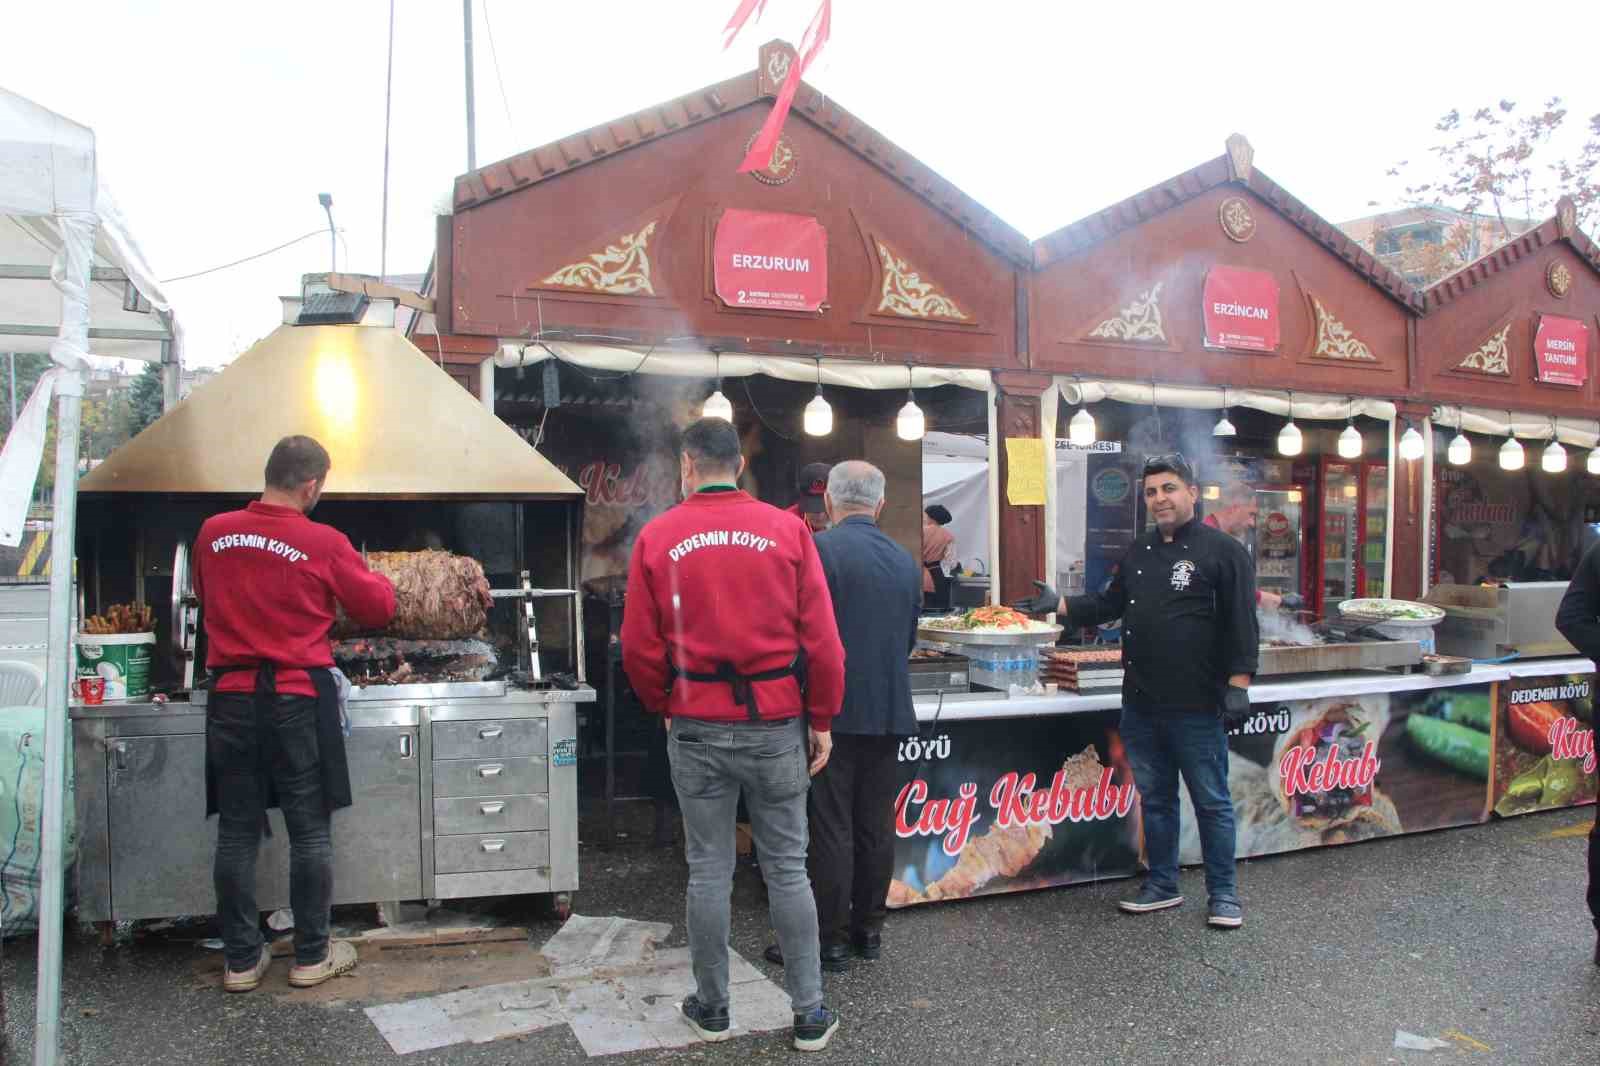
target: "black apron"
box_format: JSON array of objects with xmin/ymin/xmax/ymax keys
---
[{"xmin": 204, "ymin": 662, "xmax": 352, "ymax": 830}]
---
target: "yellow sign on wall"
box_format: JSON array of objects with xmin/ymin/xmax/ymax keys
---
[{"xmin": 1004, "ymin": 437, "xmax": 1046, "ymax": 505}]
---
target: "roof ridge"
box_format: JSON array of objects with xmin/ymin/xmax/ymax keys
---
[
  {"xmin": 1423, "ymin": 197, "xmax": 1600, "ymax": 310},
  {"xmin": 450, "ymin": 40, "xmax": 1031, "ymax": 266}
]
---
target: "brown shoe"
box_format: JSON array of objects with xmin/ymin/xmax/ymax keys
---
[
  {"xmin": 222, "ymin": 950, "xmax": 272, "ymax": 993},
  {"xmin": 288, "ymin": 941, "xmax": 358, "ymax": 988}
]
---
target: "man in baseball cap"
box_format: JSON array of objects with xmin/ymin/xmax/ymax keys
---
[{"xmin": 786, "ymin": 462, "xmax": 833, "ymax": 535}]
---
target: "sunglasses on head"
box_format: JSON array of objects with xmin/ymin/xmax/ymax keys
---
[{"xmin": 1142, "ymin": 452, "xmax": 1194, "ymax": 482}]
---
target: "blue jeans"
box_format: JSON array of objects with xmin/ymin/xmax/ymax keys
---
[
  {"xmin": 209, "ymin": 692, "xmax": 333, "ymax": 969},
  {"xmin": 668, "ymin": 715, "xmax": 822, "ymax": 1015},
  {"xmin": 1119, "ymin": 705, "xmax": 1238, "ymax": 903}
]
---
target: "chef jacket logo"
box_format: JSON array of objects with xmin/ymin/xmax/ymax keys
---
[{"xmin": 1169, "ymin": 560, "xmax": 1196, "ymax": 590}]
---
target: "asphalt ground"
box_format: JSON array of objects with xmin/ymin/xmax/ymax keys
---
[{"xmin": 3, "ymin": 798, "xmax": 1596, "ymax": 1066}]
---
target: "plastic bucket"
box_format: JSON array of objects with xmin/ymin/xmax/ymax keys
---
[{"xmin": 75, "ymin": 632, "xmax": 155, "ymax": 700}]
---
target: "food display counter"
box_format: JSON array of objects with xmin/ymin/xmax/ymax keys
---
[{"xmin": 890, "ymin": 661, "xmax": 1595, "ymax": 907}]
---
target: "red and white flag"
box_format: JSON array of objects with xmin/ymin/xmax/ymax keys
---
[
  {"xmin": 721, "ymin": 0, "xmax": 770, "ymax": 49},
  {"xmin": 727, "ymin": 0, "xmax": 832, "ymax": 174}
]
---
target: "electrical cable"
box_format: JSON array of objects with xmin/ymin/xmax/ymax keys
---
[
  {"xmin": 160, "ymin": 228, "xmax": 334, "ymax": 284},
  {"xmin": 481, "ymin": 0, "xmax": 515, "ymax": 131},
  {"xmin": 741, "ymin": 377, "xmax": 796, "ymax": 441},
  {"xmin": 380, "ymin": 0, "xmax": 396, "ymax": 280}
]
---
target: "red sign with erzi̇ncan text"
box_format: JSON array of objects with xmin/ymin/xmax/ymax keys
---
[
  {"xmin": 1202, "ymin": 266, "xmax": 1280, "ymax": 352},
  {"xmin": 1533, "ymin": 315, "xmax": 1589, "ymax": 387},
  {"xmin": 713, "ymin": 208, "xmax": 827, "ymax": 312}
]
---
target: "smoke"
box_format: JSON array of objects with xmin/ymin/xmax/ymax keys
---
[
  {"xmin": 1120, "ymin": 403, "xmax": 1228, "ymax": 486},
  {"xmin": 1257, "ymin": 609, "xmax": 1321, "ymax": 646}
]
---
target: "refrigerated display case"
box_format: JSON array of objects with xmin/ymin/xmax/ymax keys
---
[
  {"xmin": 1316, "ymin": 458, "xmax": 1388, "ymax": 614},
  {"xmin": 1252, "ymin": 485, "xmax": 1307, "ymax": 604}
]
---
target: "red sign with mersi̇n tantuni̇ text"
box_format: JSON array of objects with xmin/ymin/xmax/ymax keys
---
[
  {"xmin": 1533, "ymin": 314, "xmax": 1589, "ymax": 387},
  {"xmin": 1203, "ymin": 266, "xmax": 1280, "ymax": 352},
  {"xmin": 714, "ymin": 208, "xmax": 828, "ymax": 312}
]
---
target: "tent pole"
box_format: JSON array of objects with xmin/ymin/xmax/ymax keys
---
[{"xmin": 33, "ymin": 212, "xmax": 93, "ymax": 1066}]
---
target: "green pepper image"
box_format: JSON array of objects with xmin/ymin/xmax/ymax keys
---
[
  {"xmin": 1436, "ymin": 692, "xmax": 1492, "ymax": 733},
  {"xmin": 1504, "ymin": 757, "xmax": 1550, "ymax": 800},
  {"xmin": 1406, "ymin": 715, "xmax": 1491, "ymax": 779},
  {"xmin": 1542, "ymin": 759, "xmax": 1582, "ymax": 807}
]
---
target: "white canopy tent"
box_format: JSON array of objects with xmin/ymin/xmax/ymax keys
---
[{"xmin": 0, "ymin": 86, "xmax": 177, "ymax": 1066}]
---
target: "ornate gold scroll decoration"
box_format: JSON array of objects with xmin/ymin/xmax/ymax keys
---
[
  {"xmin": 1311, "ymin": 297, "xmax": 1376, "ymax": 361},
  {"xmin": 1086, "ymin": 283, "xmax": 1166, "ymax": 342},
  {"xmin": 541, "ymin": 221, "xmax": 658, "ymax": 295},
  {"xmin": 874, "ymin": 240, "xmax": 969, "ymax": 321},
  {"xmin": 1455, "ymin": 323, "xmax": 1512, "ymax": 376}
]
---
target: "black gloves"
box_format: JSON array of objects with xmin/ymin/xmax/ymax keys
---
[
  {"xmin": 1221, "ymin": 685, "xmax": 1251, "ymax": 729},
  {"xmin": 1279, "ymin": 593, "xmax": 1305, "ymax": 611},
  {"xmin": 1010, "ymin": 580, "xmax": 1062, "ymax": 616}
]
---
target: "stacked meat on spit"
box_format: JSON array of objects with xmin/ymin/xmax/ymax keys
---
[{"xmin": 332, "ymin": 550, "xmax": 499, "ymax": 685}]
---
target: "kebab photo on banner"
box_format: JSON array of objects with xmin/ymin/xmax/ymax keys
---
[{"xmin": 723, "ymin": 0, "xmax": 833, "ymax": 173}]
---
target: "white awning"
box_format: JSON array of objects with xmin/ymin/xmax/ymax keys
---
[{"xmin": 1056, "ymin": 377, "xmax": 1397, "ymax": 422}]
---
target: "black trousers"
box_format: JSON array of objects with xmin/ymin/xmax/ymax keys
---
[
  {"xmin": 807, "ymin": 733, "xmax": 900, "ymax": 947},
  {"xmin": 1589, "ymin": 800, "xmax": 1599, "ymax": 933}
]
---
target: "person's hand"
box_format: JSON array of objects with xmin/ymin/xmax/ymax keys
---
[
  {"xmin": 1221, "ymin": 683, "xmax": 1251, "ymax": 730},
  {"xmin": 1010, "ymin": 580, "xmax": 1062, "ymax": 616},
  {"xmin": 807, "ymin": 727, "xmax": 832, "ymax": 776},
  {"xmin": 1258, "ymin": 590, "xmax": 1283, "ymax": 611}
]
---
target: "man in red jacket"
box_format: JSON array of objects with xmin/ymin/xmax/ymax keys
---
[
  {"xmin": 195, "ymin": 435, "xmax": 396, "ymax": 993},
  {"xmin": 623, "ymin": 418, "xmax": 845, "ymax": 1052}
]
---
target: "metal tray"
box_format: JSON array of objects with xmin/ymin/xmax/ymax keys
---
[
  {"xmin": 918, "ymin": 624, "xmax": 1062, "ymax": 648},
  {"xmin": 1422, "ymin": 655, "xmax": 1472, "ymax": 676},
  {"xmin": 351, "ymin": 680, "xmax": 508, "ymax": 701}
]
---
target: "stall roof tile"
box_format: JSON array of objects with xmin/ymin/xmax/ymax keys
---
[
  {"xmin": 1422, "ymin": 200, "xmax": 1600, "ymax": 311},
  {"xmin": 1031, "ymin": 147, "xmax": 1427, "ymax": 313},
  {"xmin": 449, "ymin": 43, "xmax": 1031, "ymax": 267}
]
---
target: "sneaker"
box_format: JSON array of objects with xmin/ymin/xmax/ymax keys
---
[
  {"xmin": 680, "ymin": 994, "xmax": 732, "ymax": 1043},
  {"xmin": 287, "ymin": 941, "xmax": 359, "ymax": 988},
  {"xmin": 1207, "ymin": 898, "xmax": 1244, "ymax": 929},
  {"xmin": 222, "ymin": 949, "xmax": 272, "ymax": 993},
  {"xmin": 1117, "ymin": 883, "xmax": 1184, "ymax": 914},
  {"xmin": 793, "ymin": 1006, "xmax": 839, "ymax": 1052}
]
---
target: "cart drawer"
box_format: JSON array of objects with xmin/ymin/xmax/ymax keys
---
[
  {"xmin": 433, "ymin": 794, "xmax": 549, "ymax": 836},
  {"xmin": 432, "ymin": 719, "xmax": 547, "ymax": 761},
  {"xmin": 435, "ymin": 831, "xmax": 550, "ymax": 874},
  {"xmin": 432, "ymin": 757, "xmax": 547, "ymax": 798}
]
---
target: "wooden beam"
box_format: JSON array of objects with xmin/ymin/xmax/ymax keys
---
[{"xmin": 325, "ymin": 272, "xmax": 434, "ymax": 314}]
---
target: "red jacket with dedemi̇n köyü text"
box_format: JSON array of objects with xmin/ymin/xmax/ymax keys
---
[
  {"xmin": 195, "ymin": 501, "xmax": 396, "ymax": 697},
  {"xmin": 621, "ymin": 489, "xmax": 845, "ymax": 730}
]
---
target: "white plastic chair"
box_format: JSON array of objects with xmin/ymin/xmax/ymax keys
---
[{"xmin": 0, "ymin": 661, "xmax": 46, "ymax": 707}]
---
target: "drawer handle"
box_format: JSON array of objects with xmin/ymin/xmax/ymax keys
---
[
  {"xmin": 480, "ymin": 839, "xmax": 506, "ymax": 853},
  {"xmin": 478, "ymin": 726, "xmax": 503, "ymax": 740},
  {"xmin": 398, "ymin": 734, "xmax": 414, "ymax": 759},
  {"xmin": 479, "ymin": 801, "xmax": 506, "ymax": 815},
  {"xmin": 478, "ymin": 764, "xmax": 504, "ymax": 778}
]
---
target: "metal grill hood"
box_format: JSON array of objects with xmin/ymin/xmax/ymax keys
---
[{"xmin": 80, "ymin": 322, "xmax": 581, "ymax": 498}]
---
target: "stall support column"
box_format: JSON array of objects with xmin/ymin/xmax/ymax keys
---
[
  {"xmin": 994, "ymin": 372, "xmax": 1053, "ymax": 605},
  {"xmin": 1391, "ymin": 400, "xmax": 1432, "ymax": 600}
]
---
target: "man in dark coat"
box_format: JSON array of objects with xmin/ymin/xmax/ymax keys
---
[{"xmin": 766, "ymin": 460, "xmax": 922, "ymax": 973}]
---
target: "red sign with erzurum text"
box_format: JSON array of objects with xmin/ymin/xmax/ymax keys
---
[
  {"xmin": 1533, "ymin": 314, "xmax": 1589, "ymax": 387},
  {"xmin": 713, "ymin": 209, "xmax": 828, "ymax": 312},
  {"xmin": 1202, "ymin": 266, "xmax": 1280, "ymax": 352}
]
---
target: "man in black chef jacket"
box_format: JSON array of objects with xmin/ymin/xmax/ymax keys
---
[
  {"xmin": 1553, "ymin": 545, "xmax": 1600, "ymax": 967},
  {"xmin": 1016, "ymin": 454, "xmax": 1258, "ymax": 928}
]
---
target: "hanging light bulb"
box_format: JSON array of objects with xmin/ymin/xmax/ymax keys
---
[
  {"xmin": 1336, "ymin": 398, "xmax": 1362, "ymax": 459},
  {"xmin": 1587, "ymin": 448, "xmax": 1600, "ymax": 475},
  {"xmin": 803, "ymin": 359, "xmax": 832, "ymax": 436},
  {"xmin": 896, "ymin": 365, "xmax": 925, "ymax": 441},
  {"xmin": 1542, "ymin": 420, "xmax": 1566, "ymax": 473},
  {"xmin": 1398, "ymin": 422, "xmax": 1425, "ymax": 462},
  {"xmin": 1214, "ymin": 387, "xmax": 1236, "ymax": 437},
  {"xmin": 1068, "ymin": 406, "xmax": 1096, "ymax": 447},
  {"xmin": 1447, "ymin": 431, "xmax": 1472, "ymax": 466},
  {"xmin": 702, "ymin": 351, "xmax": 733, "ymax": 421},
  {"xmin": 1277, "ymin": 392, "xmax": 1301, "ymax": 456},
  {"xmin": 1499, "ymin": 435, "xmax": 1525, "ymax": 471},
  {"xmin": 702, "ymin": 388, "xmax": 733, "ymax": 422}
]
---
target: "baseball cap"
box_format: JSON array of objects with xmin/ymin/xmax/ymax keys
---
[{"xmin": 797, "ymin": 461, "xmax": 831, "ymax": 514}]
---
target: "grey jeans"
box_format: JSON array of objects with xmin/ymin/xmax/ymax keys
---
[{"xmin": 668, "ymin": 714, "xmax": 822, "ymax": 1015}]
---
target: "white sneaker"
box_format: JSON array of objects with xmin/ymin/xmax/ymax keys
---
[
  {"xmin": 288, "ymin": 941, "xmax": 358, "ymax": 988},
  {"xmin": 222, "ymin": 950, "xmax": 272, "ymax": 993}
]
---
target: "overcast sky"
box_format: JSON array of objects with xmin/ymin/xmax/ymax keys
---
[{"xmin": 7, "ymin": 0, "xmax": 1599, "ymax": 367}]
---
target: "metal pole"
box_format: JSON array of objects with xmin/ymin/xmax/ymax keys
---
[
  {"xmin": 8, "ymin": 351, "xmax": 16, "ymax": 426},
  {"xmin": 34, "ymin": 211, "xmax": 94, "ymax": 1066},
  {"xmin": 381, "ymin": 0, "xmax": 396, "ymax": 281},
  {"xmin": 463, "ymin": 0, "xmax": 477, "ymax": 172}
]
